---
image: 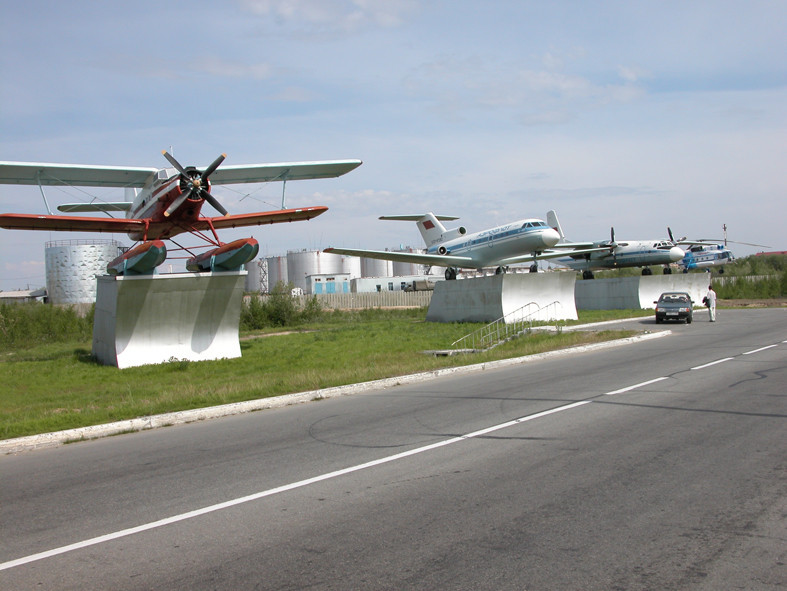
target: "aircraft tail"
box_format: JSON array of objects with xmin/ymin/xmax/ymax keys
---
[
  {"xmin": 379, "ymin": 213, "xmax": 464, "ymax": 247},
  {"xmin": 546, "ymin": 210, "xmax": 566, "ymax": 242}
]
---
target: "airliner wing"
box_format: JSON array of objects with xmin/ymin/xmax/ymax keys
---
[
  {"xmin": 197, "ymin": 206, "xmax": 329, "ymax": 230},
  {"xmin": 496, "ymin": 246, "xmax": 613, "ymax": 266},
  {"xmin": 324, "ymin": 247, "xmax": 473, "ymax": 267},
  {"xmin": 0, "ymin": 161, "xmax": 158, "ymax": 188},
  {"xmin": 549, "ymin": 241, "xmax": 597, "ymax": 249},
  {"xmin": 0, "ymin": 213, "xmax": 145, "ymax": 233},
  {"xmin": 209, "ymin": 160, "xmax": 362, "ymax": 185}
]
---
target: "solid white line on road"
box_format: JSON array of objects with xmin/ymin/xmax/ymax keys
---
[
  {"xmin": 742, "ymin": 344, "xmax": 778, "ymax": 355},
  {"xmin": 691, "ymin": 357, "xmax": 734, "ymax": 370},
  {"xmin": 604, "ymin": 376, "xmax": 669, "ymax": 396}
]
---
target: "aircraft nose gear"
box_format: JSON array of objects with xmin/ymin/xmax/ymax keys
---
[{"xmin": 162, "ymin": 151, "xmax": 228, "ymax": 217}]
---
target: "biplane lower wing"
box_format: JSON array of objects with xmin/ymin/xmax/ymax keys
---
[
  {"xmin": 0, "ymin": 213, "xmax": 145, "ymax": 233},
  {"xmin": 203, "ymin": 206, "xmax": 328, "ymax": 230},
  {"xmin": 0, "ymin": 206, "xmax": 328, "ymax": 236}
]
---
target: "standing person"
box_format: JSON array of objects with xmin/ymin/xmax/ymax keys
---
[{"xmin": 706, "ymin": 284, "xmax": 717, "ymax": 322}]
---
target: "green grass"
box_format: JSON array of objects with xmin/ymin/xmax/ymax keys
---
[{"xmin": 0, "ymin": 308, "xmax": 642, "ymax": 440}]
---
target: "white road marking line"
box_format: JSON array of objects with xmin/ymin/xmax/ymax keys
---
[
  {"xmin": 0, "ymin": 400, "xmax": 590, "ymax": 572},
  {"xmin": 605, "ymin": 376, "xmax": 669, "ymax": 396},
  {"xmin": 743, "ymin": 344, "xmax": 778, "ymax": 355},
  {"xmin": 691, "ymin": 357, "xmax": 734, "ymax": 370}
]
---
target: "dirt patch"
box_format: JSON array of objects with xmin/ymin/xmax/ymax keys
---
[
  {"xmin": 240, "ymin": 330, "xmax": 316, "ymax": 341},
  {"xmin": 719, "ymin": 298, "xmax": 787, "ymax": 308}
]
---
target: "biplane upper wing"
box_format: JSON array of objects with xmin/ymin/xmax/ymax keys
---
[
  {"xmin": 208, "ymin": 160, "xmax": 363, "ymax": 185},
  {"xmin": 0, "ymin": 213, "xmax": 146, "ymax": 233},
  {"xmin": 0, "ymin": 161, "xmax": 159, "ymax": 188},
  {"xmin": 0, "ymin": 159, "xmax": 362, "ymax": 188},
  {"xmin": 57, "ymin": 202, "xmax": 134, "ymax": 212}
]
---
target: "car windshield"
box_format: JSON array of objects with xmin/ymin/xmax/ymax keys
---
[{"xmin": 660, "ymin": 294, "xmax": 688, "ymax": 303}]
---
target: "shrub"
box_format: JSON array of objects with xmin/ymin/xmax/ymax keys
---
[{"xmin": 240, "ymin": 282, "xmax": 326, "ymax": 330}]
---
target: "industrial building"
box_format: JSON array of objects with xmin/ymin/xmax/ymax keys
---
[{"xmin": 249, "ymin": 247, "xmax": 441, "ymax": 295}]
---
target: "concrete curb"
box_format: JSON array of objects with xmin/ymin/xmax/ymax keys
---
[{"xmin": 1, "ymin": 330, "xmax": 671, "ymax": 454}]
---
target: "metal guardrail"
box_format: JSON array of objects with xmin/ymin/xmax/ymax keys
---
[{"xmin": 450, "ymin": 301, "xmax": 563, "ymax": 352}]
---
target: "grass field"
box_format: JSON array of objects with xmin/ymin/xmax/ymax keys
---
[{"xmin": 0, "ymin": 307, "xmax": 647, "ymax": 440}]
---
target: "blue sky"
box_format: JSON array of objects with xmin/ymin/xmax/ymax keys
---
[{"xmin": 1, "ymin": 0, "xmax": 785, "ymax": 290}]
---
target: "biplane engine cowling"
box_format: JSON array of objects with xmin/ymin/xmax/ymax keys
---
[{"xmin": 162, "ymin": 151, "xmax": 229, "ymax": 218}]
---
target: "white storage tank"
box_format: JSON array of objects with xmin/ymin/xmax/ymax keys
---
[
  {"xmin": 287, "ymin": 249, "xmax": 344, "ymax": 293},
  {"xmin": 244, "ymin": 258, "xmax": 263, "ymax": 293},
  {"xmin": 361, "ymin": 256, "xmax": 393, "ymax": 278},
  {"xmin": 392, "ymin": 246, "xmax": 424, "ymax": 277},
  {"xmin": 341, "ymin": 254, "xmax": 362, "ymax": 278},
  {"xmin": 265, "ymin": 255, "xmax": 288, "ymax": 293},
  {"xmin": 45, "ymin": 239, "xmax": 123, "ymax": 304}
]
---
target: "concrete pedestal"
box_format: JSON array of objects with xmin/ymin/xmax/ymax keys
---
[
  {"xmin": 426, "ymin": 273, "xmax": 578, "ymax": 323},
  {"xmin": 92, "ymin": 271, "xmax": 247, "ymax": 369},
  {"xmin": 574, "ymin": 273, "xmax": 709, "ymax": 310}
]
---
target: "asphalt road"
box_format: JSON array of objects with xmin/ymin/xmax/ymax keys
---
[{"xmin": 2, "ymin": 309, "xmax": 785, "ymax": 590}]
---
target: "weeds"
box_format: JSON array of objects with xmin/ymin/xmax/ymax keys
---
[
  {"xmin": 0, "ymin": 303, "xmax": 94, "ymax": 351},
  {"xmin": 241, "ymin": 281, "xmax": 326, "ymax": 329}
]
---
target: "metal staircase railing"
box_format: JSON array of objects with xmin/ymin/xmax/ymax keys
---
[{"xmin": 450, "ymin": 301, "xmax": 563, "ymax": 352}]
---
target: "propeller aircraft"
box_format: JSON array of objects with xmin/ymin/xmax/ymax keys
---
[
  {"xmin": 0, "ymin": 152, "xmax": 361, "ymax": 275},
  {"xmin": 324, "ymin": 212, "xmax": 602, "ymax": 280},
  {"xmin": 546, "ymin": 210, "xmax": 686, "ymax": 279}
]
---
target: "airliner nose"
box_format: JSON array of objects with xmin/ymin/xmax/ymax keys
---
[
  {"xmin": 542, "ymin": 228, "xmax": 560, "ymax": 248},
  {"xmin": 669, "ymin": 246, "xmax": 685, "ymax": 262}
]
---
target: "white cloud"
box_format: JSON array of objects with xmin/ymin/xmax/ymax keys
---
[
  {"xmin": 240, "ymin": 0, "xmax": 419, "ymax": 32},
  {"xmin": 617, "ymin": 65, "xmax": 651, "ymax": 83}
]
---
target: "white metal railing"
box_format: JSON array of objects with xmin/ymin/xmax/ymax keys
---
[{"xmin": 451, "ymin": 301, "xmax": 563, "ymax": 352}]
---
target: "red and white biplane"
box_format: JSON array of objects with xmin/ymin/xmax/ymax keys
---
[{"xmin": 0, "ymin": 151, "xmax": 361, "ymax": 274}]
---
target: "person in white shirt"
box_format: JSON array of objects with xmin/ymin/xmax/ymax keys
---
[{"xmin": 705, "ymin": 285, "xmax": 717, "ymax": 322}]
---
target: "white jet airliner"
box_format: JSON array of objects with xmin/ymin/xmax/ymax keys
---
[{"xmin": 325, "ymin": 212, "xmax": 600, "ymax": 280}]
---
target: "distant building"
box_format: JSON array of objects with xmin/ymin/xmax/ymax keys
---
[
  {"xmin": 0, "ymin": 288, "xmax": 47, "ymax": 304},
  {"xmin": 351, "ymin": 275, "xmax": 442, "ymax": 293},
  {"xmin": 305, "ymin": 273, "xmax": 351, "ymax": 295}
]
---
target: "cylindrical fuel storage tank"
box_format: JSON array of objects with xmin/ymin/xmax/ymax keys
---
[
  {"xmin": 45, "ymin": 239, "xmax": 123, "ymax": 304},
  {"xmin": 265, "ymin": 255, "xmax": 288, "ymax": 293},
  {"xmin": 361, "ymin": 257, "xmax": 393, "ymax": 278},
  {"xmin": 286, "ymin": 249, "xmax": 344, "ymax": 292},
  {"xmin": 392, "ymin": 246, "xmax": 424, "ymax": 276},
  {"xmin": 244, "ymin": 258, "xmax": 263, "ymax": 293},
  {"xmin": 341, "ymin": 254, "xmax": 362, "ymax": 279}
]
